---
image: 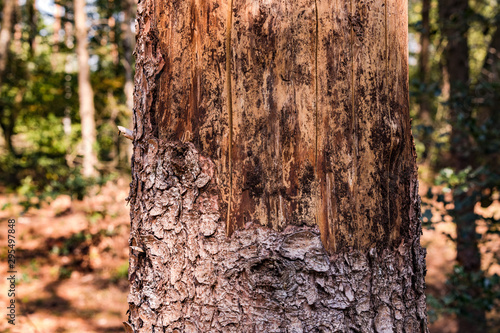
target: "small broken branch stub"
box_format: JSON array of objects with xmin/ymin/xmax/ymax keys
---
[{"xmin": 118, "ymin": 125, "xmax": 134, "ymax": 140}]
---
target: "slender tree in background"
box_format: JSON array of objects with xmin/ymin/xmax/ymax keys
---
[
  {"xmin": 0, "ymin": 0, "xmax": 14, "ymax": 83},
  {"xmin": 125, "ymin": 0, "xmax": 428, "ymax": 331},
  {"xmin": 26, "ymin": 0, "xmax": 37, "ymax": 56},
  {"xmin": 418, "ymin": 0, "xmax": 432, "ymax": 161},
  {"xmin": 74, "ymin": 0, "xmax": 98, "ymax": 177},
  {"xmin": 121, "ymin": 0, "xmax": 135, "ymax": 114}
]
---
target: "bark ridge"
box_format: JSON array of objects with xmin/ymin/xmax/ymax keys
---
[{"xmin": 126, "ymin": 142, "xmax": 428, "ymax": 332}]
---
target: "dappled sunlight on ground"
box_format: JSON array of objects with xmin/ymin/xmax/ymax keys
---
[
  {"xmin": 0, "ymin": 178, "xmax": 131, "ymax": 333},
  {"xmin": 420, "ymin": 183, "xmax": 500, "ymax": 333}
]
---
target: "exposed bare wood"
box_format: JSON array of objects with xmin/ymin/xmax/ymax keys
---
[
  {"xmin": 229, "ymin": 0, "xmax": 317, "ymax": 234},
  {"xmin": 118, "ymin": 125, "xmax": 134, "ymax": 140},
  {"xmin": 143, "ymin": 0, "xmax": 230, "ymax": 207},
  {"xmin": 316, "ymin": 0, "xmax": 353, "ymax": 251},
  {"xmin": 351, "ymin": 0, "xmax": 389, "ymax": 249},
  {"xmin": 127, "ymin": 0, "xmax": 428, "ymax": 330}
]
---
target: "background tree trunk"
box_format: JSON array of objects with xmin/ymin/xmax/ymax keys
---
[
  {"xmin": 0, "ymin": 0, "xmax": 17, "ymax": 156},
  {"xmin": 438, "ymin": 0, "xmax": 485, "ymax": 331},
  {"xmin": 418, "ymin": 0, "xmax": 432, "ymax": 161},
  {"xmin": 0, "ymin": 0, "xmax": 14, "ymax": 83},
  {"xmin": 74, "ymin": 0, "xmax": 98, "ymax": 177},
  {"xmin": 126, "ymin": 0, "xmax": 428, "ymax": 331}
]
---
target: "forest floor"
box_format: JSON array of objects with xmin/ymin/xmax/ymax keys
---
[{"xmin": 0, "ymin": 176, "xmax": 498, "ymax": 333}]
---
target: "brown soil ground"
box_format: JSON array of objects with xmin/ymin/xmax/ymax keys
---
[{"xmin": 0, "ymin": 177, "xmax": 498, "ymax": 332}]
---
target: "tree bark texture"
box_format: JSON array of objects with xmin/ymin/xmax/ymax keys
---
[
  {"xmin": 75, "ymin": 0, "xmax": 98, "ymax": 177},
  {"xmin": 127, "ymin": 0, "xmax": 428, "ymax": 331}
]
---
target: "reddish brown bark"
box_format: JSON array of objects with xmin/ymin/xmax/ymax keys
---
[{"xmin": 126, "ymin": 0, "xmax": 428, "ymax": 331}]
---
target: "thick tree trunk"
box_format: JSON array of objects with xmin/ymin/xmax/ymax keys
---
[
  {"xmin": 74, "ymin": 0, "xmax": 98, "ymax": 177},
  {"xmin": 126, "ymin": 0, "xmax": 428, "ymax": 331}
]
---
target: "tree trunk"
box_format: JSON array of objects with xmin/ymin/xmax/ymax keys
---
[
  {"xmin": 74, "ymin": 0, "xmax": 98, "ymax": 177},
  {"xmin": 418, "ymin": 0, "xmax": 432, "ymax": 161},
  {"xmin": 438, "ymin": 0, "xmax": 485, "ymax": 331},
  {"xmin": 0, "ymin": 0, "xmax": 17, "ymax": 156},
  {"xmin": 121, "ymin": 0, "xmax": 135, "ymax": 113},
  {"xmin": 126, "ymin": 0, "xmax": 428, "ymax": 331},
  {"xmin": 0, "ymin": 0, "xmax": 14, "ymax": 84}
]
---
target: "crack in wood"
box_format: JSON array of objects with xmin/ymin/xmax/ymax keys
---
[{"xmin": 226, "ymin": 0, "xmax": 234, "ymax": 236}]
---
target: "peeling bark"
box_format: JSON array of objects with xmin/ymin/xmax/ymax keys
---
[
  {"xmin": 126, "ymin": 142, "xmax": 427, "ymax": 332},
  {"xmin": 127, "ymin": 0, "xmax": 428, "ymax": 331}
]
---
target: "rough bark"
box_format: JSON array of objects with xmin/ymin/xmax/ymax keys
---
[
  {"xmin": 127, "ymin": 141, "xmax": 427, "ymax": 332},
  {"xmin": 127, "ymin": 0, "xmax": 428, "ymax": 331},
  {"xmin": 74, "ymin": 0, "xmax": 98, "ymax": 177}
]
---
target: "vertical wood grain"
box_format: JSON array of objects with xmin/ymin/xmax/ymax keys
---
[
  {"xmin": 387, "ymin": 0, "xmax": 413, "ymax": 243},
  {"xmin": 228, "ymin": 0, "xmax": 317, "ymax": 233},
  {"xmin": 316, "ymin": 0, "xmax": 353, "ymax": 252},
  {"xmin": 146, "ymin": 0, "xmax": 413, "ymax": 253},
  {"xmin": 153, "ymin": 0, "xmax": 231, "ymax": 208},
  {"xmin": 351, "ymin": 0, "xmax": 389, "ymax": 249}
]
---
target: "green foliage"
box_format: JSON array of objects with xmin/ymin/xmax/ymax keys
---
[
  {"xmin": 427, "ymin": 266, "xmax": 500, "ymax": 327},
  {"xmin": 111, "ymin": 262, "xmax": 129, "ymax": 283},
  {"xmin": 0, "ymin": 0, "xmax": 134, "ymax": 209},
  {"xmin": 50, "ymin": 231, "xmax": 92, "ymax": 257}
]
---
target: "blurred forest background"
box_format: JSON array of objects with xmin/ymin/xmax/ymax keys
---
[{"xmin": 0, "ymin": 0, "xmax": 498, "ymax": 332}]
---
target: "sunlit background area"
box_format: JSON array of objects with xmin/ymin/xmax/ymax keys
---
[{"xmin": 0, "ymin": 0, "xmax": 498, "ymax": 332}]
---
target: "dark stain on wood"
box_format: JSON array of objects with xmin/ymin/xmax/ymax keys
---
[{"xmin": 134, "ymin": 0, "xmax": 418, "ymax": 253}]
